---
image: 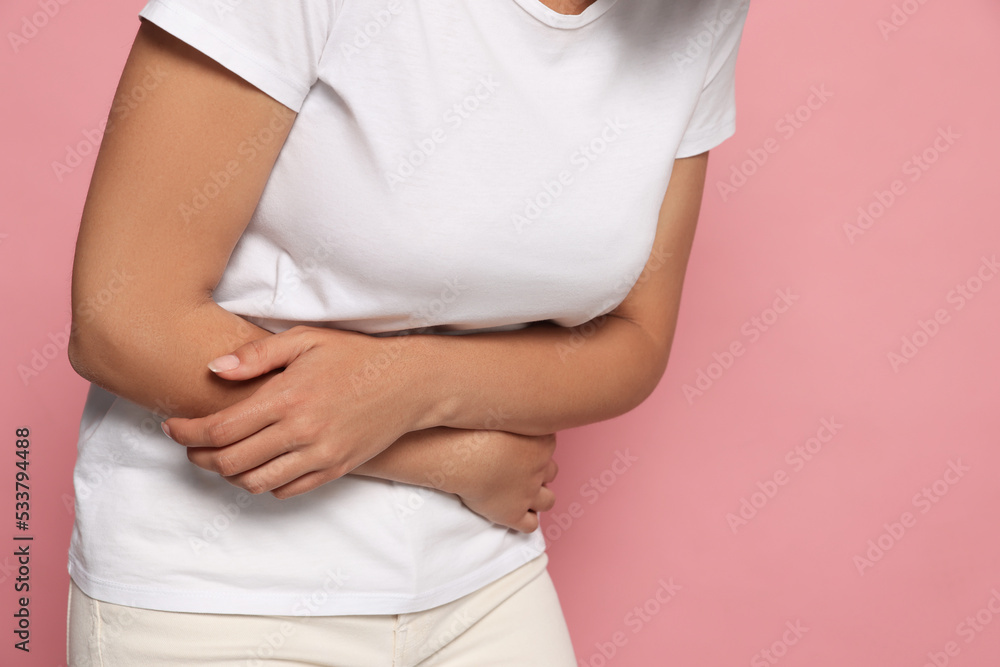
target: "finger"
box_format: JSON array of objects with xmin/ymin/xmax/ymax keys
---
[
  {"xmin": 512, "ymin": 511, "xmax": 539, "ymax": 534},
  {"xmin": 543, "ymin": 459, "xmax": 559, "ymax": 484},
  {"xmin": 163, "ymin": 385, "xmax": 286, "ymax": 448},
  {"xmin": 206, "ymin": 325, "xmax": 317, "ymax": 380},
  {"xmin": 532, "ymin": 486, "xmax": 556, "ymax": 513},
  {"xmin": 222, "ymin": 450, "xmax": 315, "ymax": 495},
  {"xmin": 269, "ymin": 468, "xmax": 342, "ymax": 500},
  {"xmin": 186, "ymin": 425, "xmax": 295, "ymax": 477}
]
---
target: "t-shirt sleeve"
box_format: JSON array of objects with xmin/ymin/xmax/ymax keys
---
[
  {"xmin": 674, "ymin": 1, "xmax": 750, "ymax": 158},
  {"xmin": 137, "ymin": 0, "xmax": 337, "ymax": 112}
]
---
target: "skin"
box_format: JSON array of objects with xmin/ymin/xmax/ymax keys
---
[
  {"xmin": 68, "ymin": 19, "xmax": 711, "ymax": 534},
  {"xmin": 538, "ymin": 0, "xmax": 601, "ymax": 14}
]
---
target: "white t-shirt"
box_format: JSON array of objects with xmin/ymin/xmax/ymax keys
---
[{"xmin": 68, "ymin": 0, "xmax": 749, "ymax": 615}]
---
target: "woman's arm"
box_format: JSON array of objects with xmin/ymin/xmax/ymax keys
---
[
  {"xmin": 67, "ymin": 20, "xmax": 297, "ymax": 419},
  {"xmin": 67, "ymin": 21, "xmax": 557, "ymax": 525},
  {"xmin": 70, "ymin": 21, "xmax": 706, "ymax": 503},
  {"xmin": 164, "ymin": 153, "xmax": 707, "ymax": 498},
  {"xmin": 351, "ymin": 426, "xmax": 559, "ymax": 533},
  {"xmin": 412, "ymin": 151, "xmax": 710, "ymax": 436},
  {"xmin": 193, "ymin": 151, "xmax": 711, "ymax": 440}
]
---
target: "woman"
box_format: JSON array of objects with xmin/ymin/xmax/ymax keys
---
[{"xmin": 66, "ymin": 0, "xmax": 749, "ymax": 664}]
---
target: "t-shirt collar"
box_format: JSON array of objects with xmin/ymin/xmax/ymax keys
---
[{"xmin": 510, "ymin": 0, "xmax": 620, "ymax": 29}]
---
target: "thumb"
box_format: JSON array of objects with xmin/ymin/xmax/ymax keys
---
[{"xmin": 206, "ymin": 330, "xmax": 309, "ymax": 379}]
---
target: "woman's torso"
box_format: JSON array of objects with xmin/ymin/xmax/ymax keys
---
[{"xmin": 67, "ymin": 0, "xmax": 748, "ymax": 615}]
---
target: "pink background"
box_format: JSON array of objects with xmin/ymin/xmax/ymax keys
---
[{"xmin": 3, "ymin": 0, "xmax": 1000, "ymax": 665}]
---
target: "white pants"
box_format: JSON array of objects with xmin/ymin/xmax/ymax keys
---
[{"xmin": 67, "ymin": 552, "xmax": 577, "ymax": 666}]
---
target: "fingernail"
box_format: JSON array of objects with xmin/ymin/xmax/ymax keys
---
[
  {"xmin": 161, "ymin": 422, "xmax": 172, "ymax": 439},
  {"xmin": 208, "ymin": 354, "xmax": 240, "ymax": 372}
]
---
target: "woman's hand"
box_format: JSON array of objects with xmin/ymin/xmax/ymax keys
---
[
  {"xmin": 161, "ymin": 325, "xmax": 435, "ymax": 498},
  {"xmin": 444, "ymin": 430, "xmax": 559, "ymax": 533}
]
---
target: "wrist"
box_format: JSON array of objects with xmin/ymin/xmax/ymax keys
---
[
  {"xmin": 429, "ymin": 427, "xmax": 476, "ymax": 496},
  {"xmin": 398, "ymin": 332, "xmax": 458, "ymax": 432},
  {"xmin": 349, "ymin": 425, "xmax": 468, "ymax": 495}
]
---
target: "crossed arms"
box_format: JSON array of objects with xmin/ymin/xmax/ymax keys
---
[{"xmin": 67, "ymin": 21, "xmax": 710, "ymax": 531}]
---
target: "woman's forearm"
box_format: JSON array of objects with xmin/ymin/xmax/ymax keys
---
[
  {"xmin": 68, "ymin": 297, "xmax": 489, "ymax": 497},
  {"xmin": 69, "ymin": 303, "xmax": 545, "ymax": 507},
  {"xmin": 351, "ymin": 424, "xmax": 558, "ymax": 533},
  {"xmin": 410, "ymin": 314, "xmax": 667, "ymax": 437},
  {"xmin": 69, "ymin": 298, "xmax": 283, "ymax": 419},
  {"xmin": 396, "ymin": 152, "xmax": 709, "ymax": 438},
  {"xmin": 71, "ymin": 295, "xmax": 662, "ymax": 442},
  {"xmin": 350, "ymin": 426, "xmax": 465, "ymax": 492}
]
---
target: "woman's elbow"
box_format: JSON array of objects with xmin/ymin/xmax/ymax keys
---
[
  {"xmin": 66, "ymin": 291, "xmax": 139, "ymax": 386},
  {"xmin": 67, "ymin": 316, "xmax": 111, "ymax": 385}
]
